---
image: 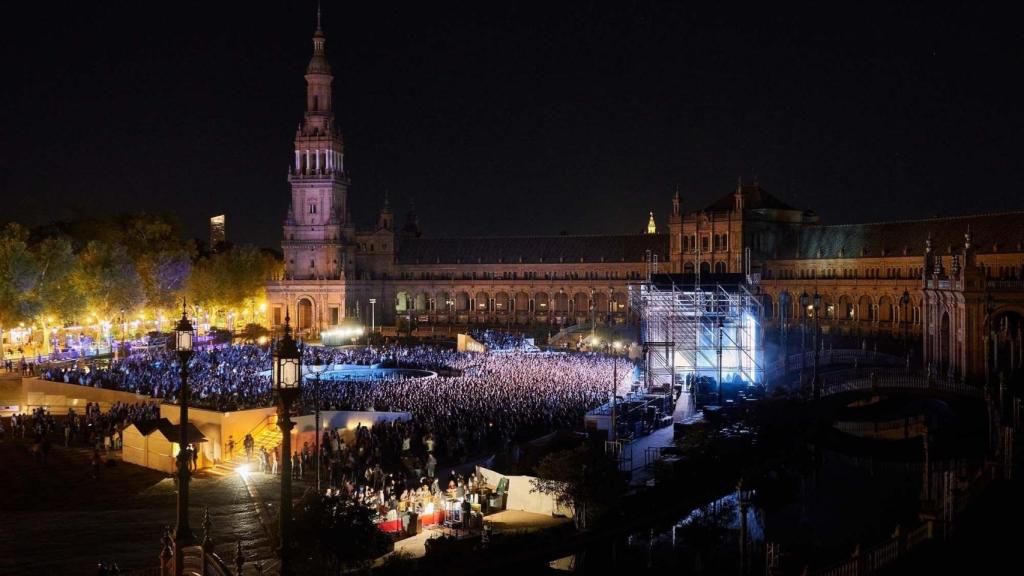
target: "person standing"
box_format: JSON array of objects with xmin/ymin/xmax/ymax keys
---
[
  {"xmin": 426, "ymin": 453, "xmax": 437, "ymax": 478},
  {"xmin": 227, "ymin": 435, "xmax": 236, "ymax": 460}
]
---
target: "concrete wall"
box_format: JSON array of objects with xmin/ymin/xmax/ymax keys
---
[
  {"xmin": 293, "ymin": 410, "xmax": 411, "ymax": 448},
  {"xmin": 476, "ymin": 465, "xmax": 573, "ymax": 518},
  {"xmin": 159, "ymin": 404, "xmax": 277, "ymax": 464},
  {"xmin": 13, "ymin": 377, "xmax": 160, "ymax": 415}
]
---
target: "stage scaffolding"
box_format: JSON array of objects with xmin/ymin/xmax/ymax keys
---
[{"xmin": 630, "ymin": 273, "xmax": 764, "ymax": 391}]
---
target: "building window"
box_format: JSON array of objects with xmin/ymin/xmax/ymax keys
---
[
  {"xmin": 702, "ymin": 235, "xmax": 710, "ymax": 252},
  {"xmin": 273, "ymin": 307, "xmax": 282, "ymax": 326},
  {"xmin": 330, "ymin": 307, "xmax": 339, "ymax": 325},
  {"xmin": 309, "ymin": 203, "xmax": 317, "ymax": 214}
]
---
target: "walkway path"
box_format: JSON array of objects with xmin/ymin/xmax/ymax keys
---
[{"xmin": 0, "ymin": 438, "xmax": 277, "ymax": 576}]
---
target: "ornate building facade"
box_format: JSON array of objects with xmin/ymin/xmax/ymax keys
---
[
  {"xmin": 266, "ymin": 24, "xmax": 668, "ymax": 335},
  {"xmin": 664, "ymin": 180, "xmax": 1024, "ymax": 381},
  {"xmin": 267, "ymin": 23, "xmax": 1024, "ymax": 382}
]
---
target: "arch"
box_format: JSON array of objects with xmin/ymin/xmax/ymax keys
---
[
  {"xmin": 494, "ymin": 291, "xmax": 510, "ymax": 312},
  {"xmin": 858, "ymin": 295, "xmax": 874, "ymax": 322},
  {"xmin": 819, "ymin": 293, "xmax": 835, "ymax": 319},
  {"xmin": 296, "ymin": 297, "xmax": 314, "ymax": 331},
  {"xmin": 761, "ymin": 293, "xmax": 774, "ymax": 319},
  {"xmin": 714, "ymin": 261, "xmax": 726, "ymax": 274},
  {"xmin": 455, "ymin": 291, "xmax": 470, "ymax": 311},
  {"xmin": 992, "ymin": 308, "xmax": 1024, "ymax": 376},
  {"xmin": 700, "ymin": 262, "xmax": 711, "ymax": 274},
  {"xmin": 534, "ymin": 291, "xmax": 550, "ymax": 313},
  {"xmin": 573, "ymin": 292, "xmax": 590, "ymax": 317},
  {"xmin": 778, "ymin": 291, "xmax": 792, "ymax": 320},
  {"xmin": 684, "ymin": 262, "xmax": 695, "ymax": 274},
  {"xmin": 553, "ymin": 291, "xmax": 569, "ymax": 314},
  {"xmin": 612, "ymin": 291, "xmax": 628, "ymax": 314},
  {"xmin": 877, "ymin": 295, "xmax": 894, "ymax": 323},
  {"xmin": 593, "ymin": 292, "xmax": 610, "ymax": 315},
  {"xmin": 414, "ymin": 292, "xmax": 429, "ymax": 312},
  {"xmin": 395, "ymin": 291, "xmax": 411, "ymax": 313},
  {"xmin": 437, "ymin": 291, "xmax": 452, "ymax": 313},
  {"xmin": 940, "ymin": 310, "xmax": 951, "ymax": 373},
  {"xmin": 837, "ymin": 295, "xmax": 854, "ymax": 320},
  {"xmin": 474, "ymin": 291, "xmax": 489, "ymax": 311},
  {"xmin": 514, "ymin": 290, "xmax": 531, "ymax": 312}
]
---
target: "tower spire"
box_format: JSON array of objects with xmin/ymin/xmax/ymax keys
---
[{"xmin": 316, "ymin": 0, "xmax": 322, "ymax": 32}]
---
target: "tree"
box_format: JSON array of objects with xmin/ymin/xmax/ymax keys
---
[
  {"xmin": 293, "ymin": 493, "xmax": 393, "ymax": 574},
  {"xmin": 73, "ymin": 241, "xmax": 147, "ymax": 323},
  {"xmin": 531, "ymin": 444, "xmax": 626, "ymax": 529},
  {"xmin": 187, "ymin": 245, "xmax": 276, "ymax": 326},
  {"xmin": 0, "ymin": 224, "xmax": 38, "ymax": 360}
]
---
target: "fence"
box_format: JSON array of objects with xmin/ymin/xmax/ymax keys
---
[
  {"xmin": 818, "ymin": 371, "xmax": 984, "ymax": 400},
  {"xmin": 805, "ymin": 459, "xmax": 1000, "ymax": 576},
  {"xmin": 764, "ymin": 349, "xmax": 904, "ymax": 383}
]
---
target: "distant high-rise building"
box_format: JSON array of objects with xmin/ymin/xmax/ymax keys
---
[{"xmin": 210, "ymin": 215, "xmax": 226, "ymax": 250}]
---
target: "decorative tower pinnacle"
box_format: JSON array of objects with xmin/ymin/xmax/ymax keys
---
[
  {"xmin": 672, "ymin": 188, "xmax": 681, "ymax": 216},
  {"xmin": 282, "ymin": 12, "xmax": 349, "ymax": 281},
  {"xmin": 647, "ymin": 211, "xmax": 657, "ymax": 234},
  {"xmin": 734, "ymin": 177, "xmax": 746, "ymax": 211}
]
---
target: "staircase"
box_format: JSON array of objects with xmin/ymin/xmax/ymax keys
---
[{"xmin": 230, "ymin": 415, "xmax": 283, "ymax": 462}]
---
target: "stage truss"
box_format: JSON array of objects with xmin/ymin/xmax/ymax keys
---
[{"xmin": 630, "ymin": 274, "xmax": 764, "ymax": 391}]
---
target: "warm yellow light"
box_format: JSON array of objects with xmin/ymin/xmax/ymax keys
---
[{"xmin": 259, "ymin": 303, "xmax": 267, "ymax": 312}]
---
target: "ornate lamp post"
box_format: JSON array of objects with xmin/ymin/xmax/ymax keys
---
[
  {"xmin": 307, "ymin": 353, "xmax": 328, "ymax": 494},
  {"xmin": 369, "ymin": 298, "xmax": 377, "ymax": 340},
  {"xmin": 900, "ymin": 289, "xmax": 911, "ymax": 354},
  {"xmin": 779, "ymin": 292, "xmax": 789, "ymax": 373},
  {"xmin": 173, "ymin": 302, "xmax": 195, "ymax": 576},
  {"xmin": 799, "ymin": 290, "xmax": 810, "ymax": 387},
  {"xmin": 812, "ymin": 289, "xmax": 821, "ymax": 398},
  {"xmin": 272, "ymin": 312, "xmax": 302, "ymax": 573}
]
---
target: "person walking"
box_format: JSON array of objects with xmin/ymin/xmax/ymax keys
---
[{"xmin": 226, "ymin": 435, "xmax": 236, "ymax": 460}]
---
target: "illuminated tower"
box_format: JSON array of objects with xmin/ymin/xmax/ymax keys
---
[
  {"xmin": 647, "ymin": 211, "xmax": 657, "ymax": 234},
  {"xmin": 282, "ymin": 11, "xmax": 349, "ymax": 280}
]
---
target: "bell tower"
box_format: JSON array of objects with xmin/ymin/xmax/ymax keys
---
[{"xmin": 282, "ymin": 8, "xmax": 349, "ymax": 280}]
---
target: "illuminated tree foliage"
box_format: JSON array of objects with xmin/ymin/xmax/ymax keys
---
[{"xmin": 0, "ymin": 214, "xmax": 278, "ymax": 332}]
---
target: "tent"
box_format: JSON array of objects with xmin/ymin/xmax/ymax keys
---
[{"xmin": 123, "ymin": 418, "xmax": 208, "ymax": 474}]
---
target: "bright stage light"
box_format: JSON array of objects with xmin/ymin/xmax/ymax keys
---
[{"xmin": 236, "ymin": 464, "xmax": 250, "ymax": 478}]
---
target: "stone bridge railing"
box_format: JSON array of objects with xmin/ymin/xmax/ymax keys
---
[
  {"xmin": 818, "ymin": 370, "xmax": 984, "ymax": 400},
  {"xmin": 764, "ymin": 349, "xmax": 905, "ymax": 383}
]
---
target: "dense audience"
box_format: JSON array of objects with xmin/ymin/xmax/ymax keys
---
[
  {"xmin": 37, "ymin": 337, "xmax": 624, "ymax": 518},
  {"xmin": 467, "ymin": 329, "xmax": 529, "ymax": 351}
]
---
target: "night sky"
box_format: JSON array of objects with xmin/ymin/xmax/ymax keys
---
[{"xmin": 3, "ymin": 2, "xmax": 1022, "ymax": 247}]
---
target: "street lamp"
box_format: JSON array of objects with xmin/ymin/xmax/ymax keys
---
[
  {"xmin": 369, "ymin": 298, "xmax": 377, "ymax": 338},
  {"xmin": 812, "ymin": 289, "xmax": 821, "ymax": 398},
  {"xmin": 900, "ymin": 289, "xmax": 911, "ymax": 354},
  {"xmin": 799, "ymin": 290, "xmax": 810, "ymax": 386},
  {"xmin": 173, "ymin": 301, "xmax": 195, "ymax": 576},
  {"xmin": 306, "ymin": 353, "xmax": 328, "ymax": 495},
  {"xmin": 779, "ymin": 292, "xmax": 789, "ymax": 373},
  {"xmin": 272, "ymin": 310, "xmax": 302, "ymax": 572},
  {"xmin": 610, "ymin": 340, "xmax": 623, "ymax": 441}
]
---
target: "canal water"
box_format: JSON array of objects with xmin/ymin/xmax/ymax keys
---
[{"xmin": 556, "ymin": 395, "xmax": 988, "ymax": 574}]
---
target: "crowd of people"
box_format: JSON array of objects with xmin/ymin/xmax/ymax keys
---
[
  {"xmin": 34, "ymin": 337, "xmax": 623, "ymax": 522},
  {"xmin": 3, "ymin": 401, "xmax": 159, "ymax": 470},
  {"xmin": 467, "ymin": 329, "xmax": 528, "ymax": 351}
]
